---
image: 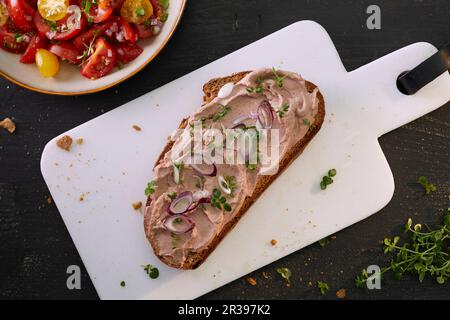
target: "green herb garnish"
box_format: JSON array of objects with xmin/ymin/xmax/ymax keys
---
[
  {"xmin": 143, "ymin": 264, "xmax": 159, "ymax": 279},
  {"xmin": 87, "ymin": 16, "xmax": 93, "ymax": 23},
  {"xmin": 135, "ymin": 7, "xmax": 145, "ymax": 16},
  {"xmin": 171, "ymin": 233, "xmax": 180, "ymax": 249},
  {"xmin": 317, "ymin": 281, "xmax": 329, "ymax": 295},
  {"xmin": 144, "ymin": 180, "xmax": 157, "ymax": 195},
  {"xmin": 418, "ymin": 176, "xmax": 436, "ymax": 194},
  {"xmin": 160, "ymin": 12, "xmax": 168, "ymax": 22},
  {"xmin": 158, "ymin": 0, "xmax": 169, "ymax": 9},
  {"xmin": 276, "ymin": 103, "xmax": 289, "ymax": 118},
  {"xmin": 355, "ymin": 213, "xmax": 450, "ymax": 287},
  {"xmin": 14, "ymin": 34, "xmax": 24, "ymax": 43},
  {"xmin": 276, "ymin": 267, "xmax": 291, "ymax": 284},
  {"xmin": 168, "ymin": 191, "xmax": 177, "ymax": 200},
  {"xmin": 211, "ymin": 188, "xmax": 232, "ymax": 211},
  {"xmin": 211, "ymin": 105, "xmax": 230, "ymax": 122},
  {"xmin": 120, "ymin": 281, "xmax": 126, "ymax": 287},
  {"xmin": 318, "ymin": 236, "xmax": 332, "ymax": 247},
  {"xmin": 320, "ymin": 169, "xmax": 336, "ymax": 190},
  {"xmin": 222, "ymin": 176, "xmax": 237, "ymax": 197},
  {"xmin": 82, "ymin": 0, "xmax": 92, "ymax": 14},
  {"xmin": 173, "ymin": 162, "xmax": 184, "ymax": 184},
  {"xmin": 271, "ymin": 67, "xmax": 288, "ymax": 87}
]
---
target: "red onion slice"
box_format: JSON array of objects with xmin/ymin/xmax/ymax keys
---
[
  {"xmin": 232, "ymin": 114, "xmax": 251, "ymax": 126},
  {"xmin": 257, "ymin": 100, "xmax": 274, "ymax": 129},
  {"xmin": 163, "ymin": 215, "xmax": 194, "ymax": 234},
  {"xmin": 167, "ymin": 191, "xmax": 193, "ymax": 215},
  {"xmin": 218, "ymin": 175, "xmax": 232, "ymax": 195},
  {"xmin": 191, "ymin": 154, "xmax": 217, "ymax": 176}
]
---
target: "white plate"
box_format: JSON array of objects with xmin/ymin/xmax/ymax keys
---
[{"xmin": 0, "ymin": 0, "xmax": 186, "ymax": 95}]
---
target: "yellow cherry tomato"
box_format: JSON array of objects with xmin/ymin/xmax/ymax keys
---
[
  {"xmin": 35, "ymin": 49, "xmax": 60, "ymax": 78},
  {"xmin": 37, "ymin": 0, "xmax": 69, "ymax": 21},
  {"xmin": 120, "ymin": 0, "xmax": 153, "ymax": 24},
  {"xmin": 0, "ymin": 1, "xmax": 9, "ymax": 27}
]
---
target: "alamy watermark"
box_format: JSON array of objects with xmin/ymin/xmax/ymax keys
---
[{"xmin": 366, "ymin": 5, "xmax": 381, "ymax": 30}]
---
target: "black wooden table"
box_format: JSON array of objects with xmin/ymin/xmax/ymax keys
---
[{"xmin": 0, "ymin": 0, "xmax": 449, "ymax": 300}]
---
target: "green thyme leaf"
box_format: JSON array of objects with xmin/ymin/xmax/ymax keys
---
[
  {"xmin": 418, "ymin": 176, "xmax": 436, "ymax": 194},
  {"xmin": 276, "ymin": 267, "xmax": 291, "ymax": 284},
  {"xmin": 143, "ymin": 264, "xmax": 159, "ymax": 279},
  {"xmin": 276, "ymin": 103, "xmax": 289, "ymax": 118},
  {"xmin": 317, "ymin": 281, "xmax": 329, "ymax": 295},
  {"xmin": 144, "ymin": 180, "xmax": 157, "ymax": 195},
  {"xmin": 211, "ymin": 105, "xmax": 230, "ymax": 122}
]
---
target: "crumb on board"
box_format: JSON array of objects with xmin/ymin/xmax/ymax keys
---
[
  {"xmin": 76, "ymin": 138, "xmax": 84, "ymax": 145},
  {"xmin": 132, "ymin": 201, "xmax": 142, "ymax": 210},
  {"xmin": 262, "ymin": 272, "xmax": 270, "ymax": 279},
  {"xmin": 47, "ymin": 196, "xmax": 52, "ymax": 204},
  {"xmin": 330, "ymin": 235, "xmax": 337, "ymax": 240},
  {"xmin": 56, "ymin": 135, "xmax": 73, "ymax": 151},
  {"xmin": 336, "ymin": 288, "xmax": 346, "ymax": 299},
  {"xmin": 246, "ymin": 277, "xmax": 257, "ymax": 286},
  {"xmin": 132, "ymin": 125, "xmax": 142, "ymax": 131},
  {"xmin": 270, "ymin": 239, "xmax": 277, "ymax": 246},
  {"xmin": 0, "ymin": 117, "xmax": 16, "ymax": 133},
  {"xmin": 79, "ymin": 193, "xmax": 85, "ymax": 202}
]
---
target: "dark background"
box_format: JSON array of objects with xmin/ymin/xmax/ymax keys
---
[{"xmin": 0, "ymin": 0, "xmax": 449, "ymax": 299}]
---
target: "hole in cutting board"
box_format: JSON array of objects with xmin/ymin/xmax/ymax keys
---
[{"xmin": 396, "ymin": 71, "xmax": 413, "ymax": 95}]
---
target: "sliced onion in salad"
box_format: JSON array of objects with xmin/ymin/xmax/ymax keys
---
[
  {"xmin": 218, "ymin": 175, "xmax": 232, "ymax": 195},
  {"xmin": 66, "ymin": 5, "xmax": 82, "ymax": 30},
  {"xmin": 167, "ymin": 191, "xmax": 193, "ymax": 215},
  {"xmin": 257, "ymin": 100, "xmax": 274, "ymax": 129},
  {"xmin": 163, "ymin": 215, "xmax": 195, "ymax": 234}
]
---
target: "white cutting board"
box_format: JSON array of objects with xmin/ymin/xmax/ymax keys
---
[{"xmin": 40, "ymin": 21, "xmax": 450, "ymax": 299}]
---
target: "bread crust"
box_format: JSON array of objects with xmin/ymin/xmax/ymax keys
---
[{"xmin": 144, "ymin": 71, "xmax": 325, "ymax": 269}]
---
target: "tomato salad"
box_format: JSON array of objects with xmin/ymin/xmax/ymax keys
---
[{"xmin": 0, "ymin": 0, "xmax": 168, "ymax": 79}]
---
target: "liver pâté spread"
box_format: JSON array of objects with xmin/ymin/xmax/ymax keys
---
[{"xmin": 144, "ymin": 68, "xmax": 320, "ymax": 268}]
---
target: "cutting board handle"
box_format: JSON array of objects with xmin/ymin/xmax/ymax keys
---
[{"xmin": 348, "ymin": 42, "xmax": 450, "ymax": 137}]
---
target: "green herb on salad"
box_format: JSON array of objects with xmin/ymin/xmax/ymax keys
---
[
  {"xmin": 143, "ymin": 264, "xmax": 159, "ymax": 279},
  {"xmin": 317, "ymin": 281, "xmax": 329, "ymax": 295},
  {"xmin": 14, "ymin": 34, "xmax": 24, "ymax": 43},
  {"xmin": 276, "ymin": 103, "xmax": 289, "ymax": 118},
  {"xmin": 276, "ymin": 267, "xmax": 292, "ymax": 284},
  {"xmin": 418, "ymin": 176, "xmax": 436, "ymax": 194},
  {"xmin": 320, "ymin": 169, "xmax": 337, "ymax": 190},
  {"xmin": 168, "ymin": 191, "xmax": 177, "ymax": 200},
  {"xmin": 160, "ymin": 12, "xmax": 168, "ymax": 22},
  {"xmin": 144, "ymin": 180, "xmax": 157, "ymax": 195},
  {"xmin": 158, "ymin": 0, "xmax": 169, "ymax": 9},
  {"xmin": 211, "ymin": 188, "xmax": 232, "ymax": 211},
  {"xmin": 355, "ymin": 212, "xmax": 450, "ymax": 288},
  {"xmin": 135, "ymin": 7, "xmax": 145, "ymax": 16}
]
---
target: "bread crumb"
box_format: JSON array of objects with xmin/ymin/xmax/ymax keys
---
[
  {"xmin": 56, "ymin": 135, "xmax": 73, "ymax": 151},
  {"xmin": 76, "ymin": 138, "xmax": 84, "ymax": 145},
  {"xmin": 246, "ymin": 277, "xmax": 257, "ymax": 286},
  {"xmin": 0, "ymin": 117, "xmax": 16, "ymax": 133},
  {"xmin": 262, "ymin": 272, "xmax": 270, "ymax": 279},
  {"xmin": 132, "ymin": 201, "xmax": 142, "ymax": 210},
  {"xmin": 330, "ymin": 235, "xmax": 337, "ymax": 240},
  {"xmin": 336, "ymin": 288, "xmax": 346, "ymax": 299},
  {"xmin": 270, "ymin": 239, "xmax": 277, "ymax": 246},
  {"xmin": 132, "ymin": 125, "xmax": 142, "ymax": 131},
  {"xmin": 79, "ymin": 193, "xmax": 85, "ymax": 201},
  {"xmin": 47, "ymin": 196, "xmax": 52, "ymax": 204}
]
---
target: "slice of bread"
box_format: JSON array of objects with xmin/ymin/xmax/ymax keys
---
[{"xmin": 145, "ymin": 71, "xmax": 325, "ymax": 269}]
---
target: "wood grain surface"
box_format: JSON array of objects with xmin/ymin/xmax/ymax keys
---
[{"xmin": 0, "ymin": 0, "xmax": 449, "ymax": 299}]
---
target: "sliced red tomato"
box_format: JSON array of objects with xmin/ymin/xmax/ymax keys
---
[
  {"xmin": 20, "ymin": 33, "xmax": 47, "ymax": 63},
  {"xmin": 114, "ymin": 42, "xmax": 141, "ymax": 63},
  {"xmin": 73, "ymin": 19, "xmax": 112, "ymax": 50},
  {"xmin": 135, "ymin": 22, "xmax": 153, "ymax": 39},
  {"xmin": 79, "ymin": 0, "xmax": 112, "ymax": 23},
  {"xmin": 119, "ymin": 16, "xmax": 136, "ymax": 42},
  {"xmin": 0, "ymin": 23, "xmax": 30, "ymax": 53},
  {"xmin": 34, "ymin": 9, "xmax": 86, "ymax": 41},
  {"xmin": 5, "ymin": 0, "xmax": 34, "ymax": 32},
  {"xmin": 80, "ymin": 37, "xmax": 115, "ymax": 79},
  {"xmin": 49, "ymin": 41, "xmax": 79, "ymax": 63}
]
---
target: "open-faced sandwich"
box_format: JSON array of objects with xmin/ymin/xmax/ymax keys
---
[{"xmin": 144, "ymin": 68, "xmax": 325, "ymax": 269}]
